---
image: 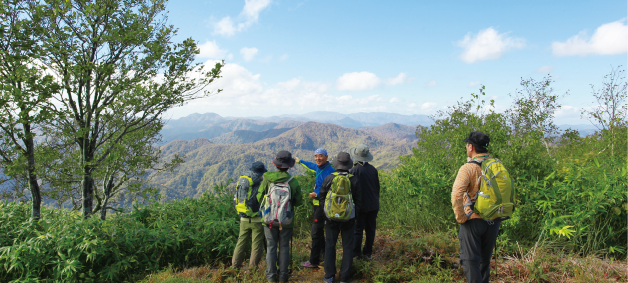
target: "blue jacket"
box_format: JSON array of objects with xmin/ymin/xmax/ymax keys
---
[{"xmin": 298, "ymin": 160, "xmax": 335, "ymax": 205}]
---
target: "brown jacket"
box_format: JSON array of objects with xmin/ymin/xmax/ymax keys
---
[{"xmin": 451, "ymin": 161, "xmax": 485, "ymax": 223}]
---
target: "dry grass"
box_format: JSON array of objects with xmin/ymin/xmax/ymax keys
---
[{"xmin": 140, "ymin": 228, "xmax": 627, "ymax": 283}]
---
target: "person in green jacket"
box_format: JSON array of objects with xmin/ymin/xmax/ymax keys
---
[{"xmin": 257, "ymin": 150, "xmax": 303, "ymax": 283}]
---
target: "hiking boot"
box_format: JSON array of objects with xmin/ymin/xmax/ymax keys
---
[
  {"xmin": 301, "ymin": 261, "xmax": 318, "ymax": 268},
  {"xmin": 363, "ymin": 254, "xmax": 372, "ymax": 261},
  {"xmin": 323, "ymin": 277, "xmax": 334, "ymax": 283}
]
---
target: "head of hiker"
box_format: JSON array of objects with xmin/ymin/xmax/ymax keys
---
[
  {"xmin": 272, "ymin": 150, "xmax": 296, "ymax": 170},
  {"xmin": 314, "ymin": 148, "xmax": 328, "ymax": 166},
  {"xmin": 349, "ymin": 144, "xmax": 373, "ymax": 163},
  {"xmin": 464, "ymin": 131, "xmax": 490, "ymax": 157}
]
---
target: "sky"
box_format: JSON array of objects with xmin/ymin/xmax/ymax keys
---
[{"xmin": 163, "ymin": 0, "xmax": 627, "ymax": 125}]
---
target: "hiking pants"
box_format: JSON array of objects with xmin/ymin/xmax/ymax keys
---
[
  {"xmin": 324, "ymin": 219, "xmax": 355, "ymax": 282},
  {"xmin": 459, "ymin": 219, "xmax": 501, "ymax": 283},
  {"xmin": 309, "ymin": 205, "xmax": 326, "ymax": 265},
  {"xmin": 264, "ymin": 226, "xmax": 293, "ymax": 282},
  {"xmin": 354, "ymin": 209, "xmax": 378, "ymax": 258},
  {"xmin": 232, "ymin": 218, "xmax": 265, "ymax": 269}
]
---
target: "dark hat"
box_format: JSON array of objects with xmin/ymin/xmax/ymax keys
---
[
  {"xmin": 332, "ymin": 152, "xmax": 353, "ymax": 171},
  {"xmin": 272, "ymin": 150, "xmax": 296, "ymax": 168},
  {"xmin": 251, "ymin": 161, "xmax": 267, "ymax": 174},
  {"xmin": 349, "ymin": 144, "xmax": 373, "ymax": 162},
  {"xmin": 464, "ymin": 131, "xmax": 490, "ymax": 153}
]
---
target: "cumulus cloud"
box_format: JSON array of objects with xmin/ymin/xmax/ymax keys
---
[
  {"xmin": 214, "ymin": 0, "xmax": 272, "ymax": 36},
  {"xmin": 427, "ymin": 80, "xmax": 436, "ymax": 87},
  {"xmin": 535, "ymin": 65, "xmax": 554, "ymax": 74},
  {"xmin": 240, "ymin": 47, "xmax": 259, "ymax": 61},
  {"xmin": 389, "ymin": 97, "xmax": 400, "ymax": 103},
  {"xmin": 386, "ymin": 73, "xmax": 409, "ymax": 85},
  {"xmin": 469, "ymin": 81, "xmax": 481, "ymax": 87},
  {"xmin": 552, "ymin": 20, "xmax": 628, "ymax": 56},
  {"xmin": 421, "ymin": 102, "xmax": 437, "ymax": 110},
  {"xmin": 197, "ymin": 40, "xmax": 230, "ymax": 59},
  {"xmin": 457, "ymin": 27, "xmax": 525, "ymax": 63},
  {"xmin": 336, "ymin": 72, "xmax": 381, "ymax": 91}
]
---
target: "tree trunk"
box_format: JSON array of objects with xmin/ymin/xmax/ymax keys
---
[
  {"xmin": 100, "ymin": 176, "xmax": 114, "ymax": 220},
  {"xmin": 24, "ymin": 124, "xmax": 41, "ymax": 220},
  {"xmin": 82, "ymin": 174, "xmax": 94, "ymax": 218}
]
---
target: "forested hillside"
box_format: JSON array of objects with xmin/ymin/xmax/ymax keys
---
[{"xmin": 152, "ymin": 121, "xmax": 415, "ymax": 200}]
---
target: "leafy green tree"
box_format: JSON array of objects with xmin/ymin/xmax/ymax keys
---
[
  {"xmin": 581, "ymin": 66, "xmax": 627, "ymax": 158},
  {"xmin": 36, "ymin": 0, "xmax": 223, "ymax": 217},
  {"xmin": 0, "ymin": 0, "xmax": 60, "ymax": 219}
]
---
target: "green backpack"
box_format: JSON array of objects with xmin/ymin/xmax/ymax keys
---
[
  {"xmin": 323, "ymin": 172, "xmax": 355, "ymax": 222},
  {"xmin": 467, "ymin": 158, "xmax": 516, "ymax": 221},
  {"xmin": 234, "ymin": 175, "xmax": 257, "ymax": 218}
]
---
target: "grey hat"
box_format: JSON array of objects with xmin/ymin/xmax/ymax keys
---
[
  {"xmin": 332, "ymin": 152, "xmax": 353, "ymax": 171},
  {"xmin": 349, "ymin": 144, "xmax": 373, "ymax": 162}
]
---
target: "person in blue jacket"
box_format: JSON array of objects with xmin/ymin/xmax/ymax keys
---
[{"xmin": 294, "ymin": 148, "xmax": 335, "ymax": 268}]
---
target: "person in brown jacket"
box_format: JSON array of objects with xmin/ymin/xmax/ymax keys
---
[{"xmin": 452, "ymin": 131, "xmax": 501, "ymax": 283}]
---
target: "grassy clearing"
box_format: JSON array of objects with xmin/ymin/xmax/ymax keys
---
[{"xmin": 139, "ymin": 228, "xmax": 626, "ymax": 283}]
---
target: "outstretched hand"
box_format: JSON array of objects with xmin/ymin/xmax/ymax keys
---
[{"xmin": 294, "ymin": 157, "xmax": 300, "ymax": 163}]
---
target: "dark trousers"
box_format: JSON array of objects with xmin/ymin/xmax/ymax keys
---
[
  {"xmin": 353, "ymin": 209, "xmax": 378, "ymax": 257},
  {"xmin": 308, "ymin": 205, "xmax": 326, "ymax": 265},
  {"xmin": 264, "ymin": 226, "xmax": 293, "ymax": 282},
  {"xmin": 459, "ymin": 219, "xmax": 501, "ymax": 283},
  {"xmin": 324, "ymin": 219, "xmax": 355, "ymax": 282}
]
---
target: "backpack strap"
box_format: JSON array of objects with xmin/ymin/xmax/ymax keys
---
[{"xmin": 464, "ymin": 161, "xmax": 482, "ymax": 219}]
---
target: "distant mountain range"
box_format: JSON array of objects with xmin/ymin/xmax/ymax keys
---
[{"xmin": 152, "ymin": 121, "xmax": 417, "ymax": 200}]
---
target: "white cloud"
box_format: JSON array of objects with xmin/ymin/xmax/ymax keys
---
[
  {"xmin": 469, "ymin": 81, "xmax": 481, "ymax": 87},
  {"xmin": 421, "ymin": 102, "xmax": 437, "ymax": 110},
  {"xmin": 457, "ymin": 27, "xmax": 525, "ymax": 63},
  {"xmin": 386, "ymin": 73, "xmax": 409, "ymax": 85},
  {"xmin": 552, "ymin": 20, "xmax": 628, "ymax": 56},
  {"xmin": 336, "ymin": 72, "xmax": 381, "ymax": 91},
  {"xmin": 279, "ymin": 54, "xmax": 289, "ymax": 61},
  {"xmin": 408, "ymin": 103, "xmax": 417, "ymax": 108},
  {"xmin": 240, "ymin": 47, "xmax": 259, "ymax": 61},
  {"xmin": 535, "ymin": 65, "xmax": 554, "ymax": 74},
  {"xmin": 427, "ymin": 80, "xmax": 436, "ymax": 87},
  {"xmin": 197, "ymin": 40, "xmax": 229, "ymax": 59},
  {"xmin": 214, "ymin": 0, "xmax": 272, "ymax": 36},
  {"xmin": 389, "ymin": 97, "xmax": 400, "ymax": 103}
]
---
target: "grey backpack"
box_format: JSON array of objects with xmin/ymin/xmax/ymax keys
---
[{"xmin": 260, "ymin": 177, "xmax": 294, "ymax": 229}]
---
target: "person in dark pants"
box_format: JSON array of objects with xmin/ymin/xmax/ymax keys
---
[
  {"xmin": 452, "ymin": 131, "xmax": 500, "ymax": 283},
  {"xmin": 316, "ymin": 152, "xmax": 361, "ymax": 283},
  {"xmin": 294, "ymin": 149, "xmax": 335, "ymax": 268},
  {"xmin": 349, "ymin": 144, "xmax": 380, "ymax": 261}
]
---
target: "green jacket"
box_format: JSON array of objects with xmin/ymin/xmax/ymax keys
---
[{"xmin": 256, "ymin": 171, "xmax": 303, "ymax": 228}]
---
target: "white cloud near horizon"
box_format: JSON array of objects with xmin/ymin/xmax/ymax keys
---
[
  {"xmin": 427, "ymin": 80, "xmax": 436, "ymax": 87},
  {"xmin": 389, "ymin": 97, "xmax": 400, "ymax": 103},
  {"xmin": 552, "ymin": 20, "xmax": 628, "ymax": 56},
  {"xmin": 421, "ymin": 102, "xmax": 437, "ymax": 110},
  {"xmin": 214, "ymin": 0, "xmax": 272, "ymax": 36},
  {"xmin": 457, "ymin": 27, "xmax": 525, "ymax": 63},
  {"xmin": 535, "ymin": 65, "xmax": 554, "ymax": 74},
  {"xmin": 240, "ymin": 47, "xmax": 259, "ymax": 61},
  {"xmin": 197, "ymin": 40, "xmax": 231, "ymax": 59},
  {"xmin": 386, "ymin": 73, "xmax": 409, "ymax": 85},
  {"xmin": 336, "ymin": 72, "xmax": 381, "ymax": 91},
  {"xmin": 469, "ymin": 81, "xmax": 481, "ymax": 87}
]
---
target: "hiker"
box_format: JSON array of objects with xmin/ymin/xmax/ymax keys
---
[
  {"xmin": 257, "ymin": 150, "xmax": 303, "ymax": 283},
  {"xmin": 294, "ymin": 148, "xmax": 335, "ymax": 269},
  {"xmin": 349, "ymin": 144, "xmax": 380, "ymax": 261},
  {"xmin": 453, "ymin": 131, "xmax": 513, "ymax": 283},
  {"xmin": 231, "ymin": 161, "xmax": 267, "ymax": 269},
  {"xmin": 316, "ymin": 152, "xmax": 361, "ymax": 283}
]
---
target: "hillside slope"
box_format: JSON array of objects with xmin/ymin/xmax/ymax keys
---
[{"xmin": 152, "ymin": 122, "xmax": 415, "ymax": 200}]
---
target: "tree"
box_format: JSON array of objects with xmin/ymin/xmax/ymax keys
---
[
  {"xmin": 581, "ymin": 66, "xmax": 627, "ymax": 157},
  {"xmin": 0, "ymin": 0, "xmax": 60, "ymax": 219},
  {"xmin": 37, "ymin": 0, "xmax": 223, "ymax": 217}
]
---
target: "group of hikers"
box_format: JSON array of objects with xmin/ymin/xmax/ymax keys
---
[{"xmin": 229, "ymin": 131, "xmax": 514, "ymax": 283}]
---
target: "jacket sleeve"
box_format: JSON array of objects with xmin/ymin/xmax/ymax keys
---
[
  {"xmin": 315, "ymin": 175, "xmax": 334, "ymax": 220},
  {"xmin": 290, "ymin": 178, "xmax": 303, "ymax": 207},
  {"xmin": 257, "ymin": 178, "xmax": 270, "ymax": 204},
  {"xmin": 298, "ymin": 160, "xmax": 317, "ymax": 172},
  {"xmin": 452, "ymin": 165, "xmax": 471, "ymax": 224},
  {"xmin": 351, "ymin": 176, "xmax": 362, "ymax": 216}
]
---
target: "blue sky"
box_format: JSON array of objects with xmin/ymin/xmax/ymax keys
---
[{"xmin": 165, "ymin": 0, "xmax": 627, "ymax": 125}]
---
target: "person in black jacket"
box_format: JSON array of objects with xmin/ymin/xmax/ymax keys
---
[
  {"xmin": 316, "ymin": 152, "xmax": 361, "ymax": 283},
  {"xmin": 349, "ymin": 144, "xmax": 380, "ymax": 261}
]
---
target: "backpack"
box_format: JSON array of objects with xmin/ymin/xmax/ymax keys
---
[
  {"xmin": 467, "ymin": 158, "xmax": 516, "ymax": 221},
  {"xmin": 323, "ymin": 172, "xmax": 356, "ymax": 222},
  {"xmin": 234, "ymin": 174, "xmax": 260, "ymax": 218},
  {"xmin": 259, "ymin": 177, "xmax": 294, "ymax": 229}
]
